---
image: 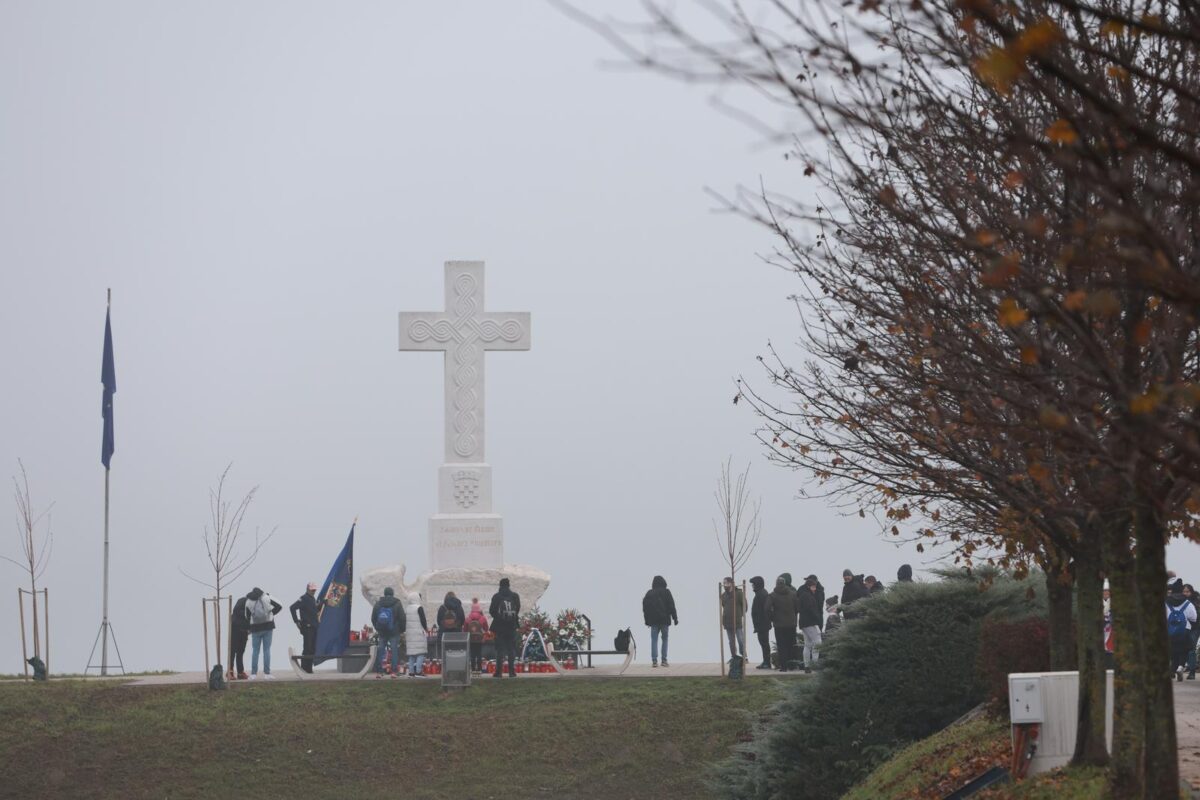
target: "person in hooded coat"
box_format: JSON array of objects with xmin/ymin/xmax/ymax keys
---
[
  {"xmin": 435, "ymin": 591, "xmax": 466, "ymax": 660},
  {"xmin": 489, "ymin": 578, "xmax": 522, "ymax": 678},
  {"xmin": 403, "ymin": 591, "xmax": 430, "ymax": 677},
  {"xmin": 245, "ymin": 587, "xmax": 283, "ymax": 680},
  {"xmin": 642, "ymin": 575, "xmax": 679, "ymax": 668},
  {"xmin": 750, "ymin": 576, "xmax": 772, "ymax": 669},
  {"xmin": 720, "ymin": 577, "xmax": 748, "ymax": 661},
  {"xmin": 228, "ymin": 593, "xmax": 251, "ymax": 680},
  {"xmin": 371, "ymin": 587, "xmax": 405, "ymax": 677},
  {"xmin": 803, "ymin": 575, "xmax": 826, "ymax": 630},
  {"xmin": 798, "ymin": 576, "xmax": 824, "ymax": 672},
  {"xmin": 464, "ymin": 597, "xmax": 490, "ymax": 673},
  {"xmin": 764, "ymin": 576, "xmax": 799, "ymax": 671},
  {"xmin": 897, "ymin": 564, "xmax": 915, "ymax": 583}
]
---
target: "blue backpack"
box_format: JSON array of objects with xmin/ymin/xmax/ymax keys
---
[
  {"xmin": 376, "ymin": 606, "xmax": 396, "ymax": 635},
  {"xmin": 1168, "ymin": 603, "xmax": 1189, "ymax": 638}
]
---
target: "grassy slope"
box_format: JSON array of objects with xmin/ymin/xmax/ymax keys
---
[
  {"xmin": 0, "ymin": 677, "xmax": 778, "ymax": 800},
  {"xmin": 842, "ymin": 713, "xmax": 1114, "ymax": 800}
]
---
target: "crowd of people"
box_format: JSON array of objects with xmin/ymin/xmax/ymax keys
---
[{"xmin": 635, "ymin": 565, "xmax": 913, "ymax": 673}]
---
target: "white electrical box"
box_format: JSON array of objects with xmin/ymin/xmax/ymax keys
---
[{"xmin": 1009, "ymin": 675, "xmax": 1044, "ymax": 723}]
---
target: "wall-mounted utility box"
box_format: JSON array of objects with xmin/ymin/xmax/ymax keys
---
[{"xmin": 1009, "ymin": 675, "xmax": 1044, "ymax": 723}]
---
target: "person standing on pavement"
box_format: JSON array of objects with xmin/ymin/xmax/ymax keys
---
[
  {"xmin": 228, "ymin": 592, "xmax": 250, "ymax": 680},
  {"xmin": 403, "ymin": 591, "xmax": 430, "ymax": 677},
  {"xmin": 245, "ymin": 587, "xmax": 282, "ymax": 680},
  {"xmin": 289, "ymin": 582, "xmax": 322, "ymax": 674},
  {"xmin": 750, "ymin": 576, "xmax": 772, "ymax": 669},
  {"xmin": 371, "ymin": 587, "xmax": 405, "ymax": 677},
  {"xmin": 720, "ymin": 577, "xmax": 747, "ymax": 662},
  {"xmin": 798, "ymin": 577, "xmax": 824, "ymax": 673},
  {"xmin": 489, "ymin": 578, "xmax": 522, "ymax": 678},
  {"xmin": 764, "ymin": 576, "xmax": 799, "ymax": 671},
  {"xmin": 642, "ymin": 575, "xmax": 679, "ymax": 668}
]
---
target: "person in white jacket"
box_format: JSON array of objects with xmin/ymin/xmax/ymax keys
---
[{"xmin": 403, "ymin": 592, "xmax": 430, "ymax": 677}]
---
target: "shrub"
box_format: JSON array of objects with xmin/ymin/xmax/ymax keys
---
[
  {"xmin": 709, "ymin": 572, "xmax": 1045, "ymax": 800},
  {"xmin": 975, "ymin": 616, "xmax": 1051, "ymax": 714}
]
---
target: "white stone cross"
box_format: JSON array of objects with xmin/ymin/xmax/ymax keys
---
[{"xmin": 398, "ymin": 261, "xmax": 531, "ymax": 464}]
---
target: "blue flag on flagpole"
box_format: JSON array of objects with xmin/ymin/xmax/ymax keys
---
[
  {"xmin": 314, "ymin": 524, "xmax": 354, "ymax": 658},
  {"xmin": 101, "ymin": 306, "xmax": 116, "ymax": 469}
]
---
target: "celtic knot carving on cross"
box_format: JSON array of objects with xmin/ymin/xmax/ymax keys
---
[{"xmin": 399, "ymin": 262, "xmax": 531, "ymax": 463}]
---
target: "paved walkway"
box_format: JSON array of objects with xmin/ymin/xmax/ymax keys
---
[
  {"xmin": 119, "ymin": 661, "xmax": 808, "ymax": 686},
  {"xmin": 1176, "ymin": 682, "xmax": 1200, "ymax": 790}
]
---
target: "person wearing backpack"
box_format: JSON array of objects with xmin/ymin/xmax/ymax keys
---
[
  {"xmin": 436, "ymin": 591, "xmax": 466, "ymax": 659},
  {"xmin": 371, "ymin": 587, "xmax": 405, "ymax": 678},
  {"xmin": 464, "ymin": 597, "xmax": 490, "ymax": 673},
  {"xmin": 403, "ymin": 591, "xmax": 430, "ymax": 677},
  {"xmin": 228, "ymin": 593, "xmax": 251, "ymax": 680},
  {"xmin": 289, "ymin": 582, "xmax": 322, "ymax": 674},
  {"xmin": 1168, "ymin": 579, "xmax": 1197, "ymax": 681},
  {"xmin": 489, "ymin": 577, "xmax": 521, "ymax": 678},
  {"xmin": 642, "ymin": 575, "xmax": 678, "ymax": 668},
  {"xmin": 245, "ymin": 587, "xmax": 283, "ymax": 680}
]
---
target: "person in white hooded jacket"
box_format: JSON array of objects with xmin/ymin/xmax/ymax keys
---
[{"xmin": 403, "ymin": 591, "xmax": 429, "ymax": 677}]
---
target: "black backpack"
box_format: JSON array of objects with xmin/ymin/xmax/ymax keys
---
[{"xmin": 614, "ymin": 628, "xmax": 632, "ymax": 653}]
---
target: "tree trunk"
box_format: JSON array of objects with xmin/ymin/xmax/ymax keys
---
[
  {"xmin": 1133, "ymin": 502, "xmax": 1178, "ymax": 799},
  {"xmin": 1105, "ymin": 513, "xmax": 1146, "ymax": 798},
  {"xmin": 1046, "ymin": 560, "xmax": 1076, "ymax": 671},
  {"xmin": 1072, "ymin": 543, "xmax": 1109, "ymax": 766}
]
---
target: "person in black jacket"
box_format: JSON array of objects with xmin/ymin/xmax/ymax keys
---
[
  {"xmin": 897, "ymin": 564, "xmax": 914, "ymax": 583},
  {"xmin": 750, "ymin": 576, "xmax": 772, "ymax": 669},
  {"xmin": 865, "ymin": 575, "xmax": 886, "ymax": 595},
  {"xmin": 841, "ymin": 570, "xmax": 869, "ymax": 617},
  {"xmin": 803, "ymin": 574, "xmax": 826, "ymax": 630},
  {"xmin": 228, "ymin": 593, "xmax": 250, "ymax": 680},
  {"xmin": 764, "ymin": 576, "xmax": 799, "ymax": 671},
  {"xmin": 489, "ymin": 578, "xmax": 522, "ymax": 678},
  {"xmin": 290, "ymin": 582, "xmax": 322, "ymax": 674},
  {"xmin": 245, "ymin": 587, "xmax": 283, "ymax": 680},
  {"xmin": 798, "ymin": 577, "xmax": 824, "ymax": 673},
  {"xmin": 642, "ymin": 575, "xmax": 679, "ymax": 668}
]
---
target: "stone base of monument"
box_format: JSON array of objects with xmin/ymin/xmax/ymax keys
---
[{"xmin": 361, "ymin": 563, "xmax": 550, "ymax": 618}]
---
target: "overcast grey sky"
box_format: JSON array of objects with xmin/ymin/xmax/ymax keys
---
[{"xmin": 3, "ymin": 2, "xmax": 1198, "ymax": 673}]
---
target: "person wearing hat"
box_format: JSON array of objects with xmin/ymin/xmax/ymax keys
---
[{"xmin": 290, "ymin": 581, "xmax": 323, "ymax": 674}]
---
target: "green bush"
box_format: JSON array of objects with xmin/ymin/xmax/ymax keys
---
[{"xmin": 710, "ymin": 572, "xmax": 1045, "ymax": 800}]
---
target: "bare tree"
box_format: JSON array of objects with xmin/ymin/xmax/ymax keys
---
[
  {"xmin": 180, "ymin": 464, "xmax": 275, "ymax": 668},
  {"xmin": 713, "ymin": 458, "xmax": 762, "ymax": 587},
  {"xmin": 2, "ymin": 460, "xmax": 52, "ymax": 660}
]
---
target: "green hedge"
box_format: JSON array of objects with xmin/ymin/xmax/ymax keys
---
[{"xmin": 710, "ymin": 572, "xmax": 1045, "ymax": 800}]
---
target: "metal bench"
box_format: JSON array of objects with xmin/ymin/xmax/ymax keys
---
[
  {"xmin": 547, "ymin": 635, "xmax": 637, "ymax": 675},
  {"xmin": 287, "ymin": 644, "xmax": 377, "ymax": 680}
]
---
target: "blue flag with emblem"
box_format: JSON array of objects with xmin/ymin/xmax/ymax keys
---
[
  {"xmin": 101, "ymin": 306, "xmax": 116, "ymax": 469},
  {"xmin": 314, "ymin": 524, "xmax": 354, "ymax": 659}
]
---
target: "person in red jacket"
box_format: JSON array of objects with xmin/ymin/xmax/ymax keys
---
[{"xmin": 464, "ymin": 597, "xmax": 490, "ymax": 673}]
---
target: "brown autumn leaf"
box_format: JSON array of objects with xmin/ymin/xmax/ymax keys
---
[
  {"xmin": 1046, "ymin": 118, "xmax": 1078, "ymax": 145},
  {"xmin": 878, "ymin": 185, "xmax": 899, "ymax": 207},
  {"xmin": 997, "ymin": 298, "xmax": 1029, "ymax": 327},
  {"xmin": 1020, "ymin": 346, "xmax": 1039, "ymax": 365},
  {"xmin": 1012, "ymin": 18, "xmax": 1064, "ymax": 58},
  {"xmin": 975, "ymin": 47, "xmax": 1021, "ymax": 94},
  {"xmin": 1133, "ymin": 319, "xmax": 1152, "ymax": 346},
  {"xmin": 1003, "ymin": 170, "xmax": 1024, "ymax": 189},
  {"xmin": 1083, "ymin": 289, "xmax": 1121, "ymax": 317},
  {"xmin": 974, "ymin": 229, "xmax": 998, "ymax": 246},
  {"xmin": 982, "ymin": 254, "xmax": 1021, "ymax": 287},
  {"xmin": 1106, "ymin": 65, "xmax": 1130, "ymax": 82},
  {"xmin": 1028, "ymin": 462, "xmax": 1050, "ymax": 482},
  {"xmin": 1130, "ymin": 389, "xmax": 1162, "ymax": 415},
  {"xmin": 1038, "ymin": 405, "xmax": 1068, "ymax": 429},
  {"xmin": 1100, "ymin": 20, "xmax": 1125, "ymax": 37},
  {"xmin": 1063, "ymin": 289, "xmax": 1087, "ymax": 311}
]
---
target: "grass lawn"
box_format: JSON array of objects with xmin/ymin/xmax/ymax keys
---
[{"xmin": 0, "ymin": 677, "xmax": 779, "ymax": 800}]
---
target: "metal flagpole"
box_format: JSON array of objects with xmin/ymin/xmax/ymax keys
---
[{"xmin": 87, "ymin": 288, "xmax": 124, "ymax": 676}]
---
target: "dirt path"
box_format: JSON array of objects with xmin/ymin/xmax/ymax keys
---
[{"xmin": 1177, "ymin": 682, "xmax": 1200, "ymax": 791}]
